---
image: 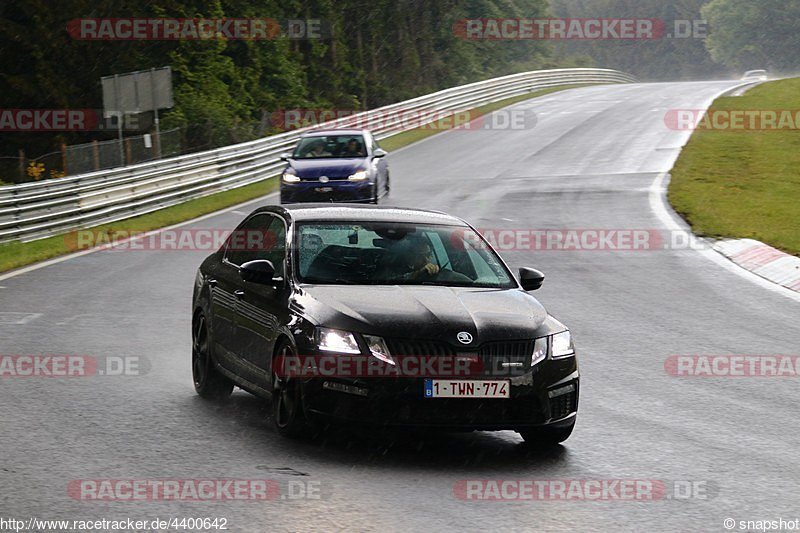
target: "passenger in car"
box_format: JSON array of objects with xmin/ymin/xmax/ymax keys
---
[{"xmin": 340, "ymin": 139, "xmax": 365, "ymax": 157}]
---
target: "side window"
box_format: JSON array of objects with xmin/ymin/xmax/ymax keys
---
[
  {"xmin": 225, "ymin": 214, "xmax": 285, "ymax": 270},
  {"xmin": 370, "ymin": 136, "xmax": 380, "ymax": 154}
]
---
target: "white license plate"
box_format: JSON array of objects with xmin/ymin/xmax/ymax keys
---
[
  {"xmin": 424, "ymin": 379, "xmax": 510, "ymax": 399},
  {"xmin": 315, "ymin": 187, "xmax": 333, "ymax": 193}
]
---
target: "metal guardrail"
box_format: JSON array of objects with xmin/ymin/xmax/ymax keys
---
[{"xmin": 0, "ymin": 68, "xmax": 636, "ymax": 243}]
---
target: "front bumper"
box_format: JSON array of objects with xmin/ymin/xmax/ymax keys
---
[
  {"xmin": 281, "ymin": 180, "xmax": 374, "ymax": 204},
  {"xmin": 299, "ymin": 359, "xmax": 579, "ymax": 430}
]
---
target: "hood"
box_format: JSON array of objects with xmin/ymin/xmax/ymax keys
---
[
  {"xmin": 297, "ymin": 285, "xmax": 548, "ymax": 345},
  {"xmin": 288, "ymin": 158, "xmax": 368, "ymax": 179}
]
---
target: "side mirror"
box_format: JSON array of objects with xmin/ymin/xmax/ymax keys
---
[
  {"xmin": 519, "ymin": 267, "xmax": 545, "ymax": 291},
  {"xmin": 279, "ymin": 152, "xmax": 291, "ymax": 161},
  {"xmin": 373, "ymin": 148, "xmax": 388, "ymax": 158},
  {"xmin": 240, "ymin": 260, "xmax": 276, "ymax": 285}
]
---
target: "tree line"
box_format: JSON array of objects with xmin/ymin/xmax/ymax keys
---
[
  {"xmin": 0, "ymin": 0, "xmax": 553, "ymax": 180},
  {"xmin": 1, "ymin": 0, "xmax": 798, "ymax": 182}
]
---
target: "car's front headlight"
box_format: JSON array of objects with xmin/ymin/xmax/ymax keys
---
[
  {"xmin": 282, "ymin": 168, "xmax": 300, "ymax": 183},
  {"xmin": 531, "ymin": 336, "xmax": 548, "ymax": 366},
  {"xmin": 363, "ymin": 335, "xmax": 395, "ymax": 365},
  {"xmin": 551, "ymin": 330, "xmax": 575, "ymax": 359},
  {"xmin": 347, "ymin": 169, "xmax": 368, "ymax": 181},
  {"xmin": 531, "ymin": 330, "xmax": 575, "ymax": 365},
  {"xmin": 316, "ymin": 327, "xmax": 360, "ymax": 354}
]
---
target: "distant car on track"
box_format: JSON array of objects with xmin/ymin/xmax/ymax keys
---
[
  {"xmin": 741, "ymin": 69, "xmax": 768, "ymax": 81},
  {"xmin": 191, "ymin": 205, "xmax": 579, "ymax": 445},
  {"xmin": 279, "ymin": 129, "xmax": 390, "ymax": 204}
]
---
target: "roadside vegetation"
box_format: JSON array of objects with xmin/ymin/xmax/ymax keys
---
[
  {"xmin": 0, "ymin": 0, "xmax": 554, "ymax": 182},
  {"xmin": 669, "ymin": 78, "xmax": 800, "ymax": 256},
  {"xmin": 0, "ymin": 84, "xmax": 589, "ymax": 273}
]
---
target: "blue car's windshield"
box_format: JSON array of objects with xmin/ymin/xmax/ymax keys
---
[
  {"xmin": 292, "ymin": 135, "xmax": 367, "ymax": 159},
  {"xmin": 294, "ymin": 222, "xmax": 516, "ymax": 288}
]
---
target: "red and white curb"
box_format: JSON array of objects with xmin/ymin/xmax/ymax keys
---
[{"xmin": 713, "ymin": 239, "xmax": 800, "ymax": 293}]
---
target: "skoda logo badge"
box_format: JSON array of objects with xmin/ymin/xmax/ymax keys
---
[
  {"xmin": 319, "ymin": 176, "xmax": 329, "ymax": 183},
  {"xmin": 457, "ymin": 332, "xmax": 473, "ymax": 345}
]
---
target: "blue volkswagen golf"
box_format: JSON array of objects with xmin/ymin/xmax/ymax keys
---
[{"xmin": 280, "ymin": 129, "xmax": 390, "ymax": 204}]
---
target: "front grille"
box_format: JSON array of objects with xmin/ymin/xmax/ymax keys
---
[
  {"xmin": 384, "ymin": 338, "xmax": 535, "ymax": 376},
  {"xmin": 479, "ymin": 340, "xmax": 536, "ymax": 375},
  {"xmin": 478, "ymin": 340, "xmax": 535, "ymax": 357},
  {"xmin": 384, "ymin": 338, "xmax": 456, "ymax": 356},
  {"xmin": 550, "ymin": 390, "xmax": 578, "ymax": 420}
]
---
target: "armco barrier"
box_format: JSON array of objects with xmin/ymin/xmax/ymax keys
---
[{"xmin": 0, "ymin": 68, "xmax": 636, "ymax": 243}]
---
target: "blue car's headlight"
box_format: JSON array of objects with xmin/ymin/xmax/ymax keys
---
[
  {"xmin": 282, "ymin": 168, "xmax": 300, "ymax": 183},
  {"xmin": 348, "ymin": 169, "xmax": 369, "ymax": 181}
]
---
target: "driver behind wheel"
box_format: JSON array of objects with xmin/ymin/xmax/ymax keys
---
[{"xmin": 382, "ymin": 236, "xmax": 440, "ymax": 281}]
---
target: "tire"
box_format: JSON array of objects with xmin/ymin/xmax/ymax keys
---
[
  {"xmin": 518, "ymin": 420, "xmax": 575, "ymax": 446},
  {"xmin": 192, "ymin": 313, "xmax": 234, "ymax": 400},
  {"xmin": 370, "ymin": 184, "xmax": 379, "ymax": 204},
  {"xmin": 272, "ymin": 340, "xmax": 310, "ymax": 438}
]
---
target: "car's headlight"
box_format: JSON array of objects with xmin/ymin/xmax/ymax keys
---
[
  {"xmin": 282, "ymin": 168, "xmax": 300, "ymax": 183},
  {"xmin": 551, "ymin": 330, "xmax": 575, "ymax": 359},
  {"xmin": 531, "ymin": 336, "xmax": 548, "ymax": 366},
  {"xmin": 363, "ymin": 335, "xmax": 395, "ymax": 365},
  {"xmin": 347, "ymin": 169, "xmax": 368, "ymax": 181},
  {"xmin": 316, "ymin": 327, "xmax": 360, "ymax": 354}
]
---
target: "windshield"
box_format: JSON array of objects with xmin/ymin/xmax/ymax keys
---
[
  {"xmin": 294, "ymin": 222, "xmax": 516, "ymax": 288},
  {"xmin": 292, "ymin": 135, "xmax": 367, "ymax": 159}
]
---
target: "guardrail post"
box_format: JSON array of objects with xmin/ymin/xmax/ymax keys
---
[
  {"xmin": 92, "ymin": 141, "xmax": 100, "ymax": 171},
  {"xmin": 61, "ymin": 143, "xmax": 68, "ymax": 176},
  {"xmin": 18, "ymin": 149, "xmax": 25, "ymax": 182},
  {"xmin": 125, "ymin": 138, "xmax": 132, "ymax": 166}
]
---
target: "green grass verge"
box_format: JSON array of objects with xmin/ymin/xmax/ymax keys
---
[
  {"xmin": 0, "ymin": 82, "xmax": 596, "ymax": 274},
  {"xmin": 0, "ymin": 179, "xmax": 278, "ymax": 272},
  {"xmin": 669, "ymin": 78, "xmax": 800, "ymax": 256}
]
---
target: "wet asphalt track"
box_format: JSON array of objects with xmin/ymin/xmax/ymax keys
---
[{"xmin": 2, "ymin": 81, "xmax": 799, "ymax": 532}]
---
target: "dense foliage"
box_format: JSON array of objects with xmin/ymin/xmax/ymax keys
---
[
  {"xmin": 2, "ymin": 0, "xmax": 798, "ymax": 182},
  {"xmin": 702, "ymin": 0, "xmax": 800, "ymax": 72},
  {"xmin": 549, "ymin": 0, "xmax": 725, "ymax": 81},
  {"xmin": 0, "ymin": 0, "xmax": 552, "ymax": 178}
]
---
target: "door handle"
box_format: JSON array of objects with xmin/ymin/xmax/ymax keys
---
[{"xmin": 234, "ymin": 289, "xmax": 245, "ymax": 299}]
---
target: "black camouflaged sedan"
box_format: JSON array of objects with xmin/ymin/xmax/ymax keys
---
[{"xmin": 191, "ymin": 204, "xmax": 579, "ymax": 445}]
